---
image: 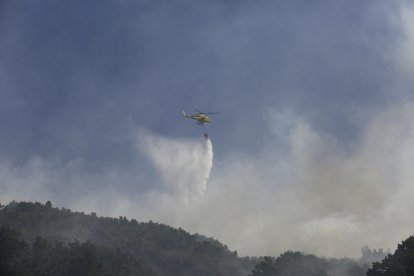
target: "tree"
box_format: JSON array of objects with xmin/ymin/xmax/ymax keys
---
[
  {"xmin": 367, "ymin": 236, "xmax": 414, "ymax": 276},
  {"xmin": 0, "ymin": 226, "xmax": 31, "ymax": 275},
  {"xmin": 249, "ymin": 256, "xmax": 276, "ymax": 276},
  {"xmin": 249, "ymin": 252, "xmax": 331, "ymax": 276}
]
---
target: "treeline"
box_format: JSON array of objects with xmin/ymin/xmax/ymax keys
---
[
  {"xmin": 247, "ymin": 238, "xmax": 414, "ymax": 276},
  {"xmin": 0, "ymin": 225, "xmax": 155, "ymax": 275},
  {"xmin": 249, "ymin": 252, "xmax": 368, "ymax": 276},
  {"xmin": 1, "ymin": 201, "xmax": 414, "ymax": 276},
  {"xmin": 0, "ymin": 201, "xmax": 252, "ymax": 276}
]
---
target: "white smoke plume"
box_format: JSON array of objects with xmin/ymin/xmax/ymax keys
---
[
  {"xmin": 137, "ymin": 130, "xmax": 213, "ymax": 202},
  {"xmin": 188, "ymin": 102, "xmax": 414, "ymax": 258}
]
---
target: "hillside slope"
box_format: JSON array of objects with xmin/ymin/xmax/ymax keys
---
[{"xmin": 0, "ymin": 201, "xmax": 252, "ymax": 276}]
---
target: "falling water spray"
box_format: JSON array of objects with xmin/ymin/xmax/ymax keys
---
[{"xmin": 139, "ymin": 131, "xmax": 214, "ymax": 202}]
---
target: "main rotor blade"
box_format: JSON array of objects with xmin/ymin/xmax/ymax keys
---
[
  {"xmin": 202, "ymin": 112, "xmax": 220, "ymax": 114},
  {"xmin": 193, "ymin": 108, "xmax": 219, "ymax": 114}
]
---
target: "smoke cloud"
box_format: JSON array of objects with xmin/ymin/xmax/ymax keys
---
[
  {"xmin": 187, "ymin": 102, "xmax": 414, "ymax": 258},
  {"xmin": 0, "ymin": 105, "xmax": 413, "ymax": 258}
]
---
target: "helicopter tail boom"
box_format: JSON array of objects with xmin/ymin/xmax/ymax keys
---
[{"xmin": 182, "ymin": 110, "xmax": 190, "ymax": 118}]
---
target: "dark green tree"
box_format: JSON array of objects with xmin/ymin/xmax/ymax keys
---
[
  {"xmin": 249, "ymin": 252, "xmax": 330, "ymax": 276},
  {"xmin": 367, "ymin": 236, "xmax": 414, "ymax": 276},
  {"xmin": 0, "ymin": 201, "xmax": 251, "ymax": 276},
  {"xmin": 0, "ymin": 226, "xmax": 31, "ymax": 275},
  {"xmin": 249, "ymin": 256, "xmax": 277, "ymax": 275}
]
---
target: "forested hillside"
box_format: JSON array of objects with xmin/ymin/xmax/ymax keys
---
[
  {"xmin": 0, "ymin": 225, "xmax": 156, "ymax": 275},
  {"xmin": 0, "ymin": 201, "xmax": 252, "ymax": 276},
  {"xmin": 2, "ymin": 201, "xmax": 413, "ymax": 276}
]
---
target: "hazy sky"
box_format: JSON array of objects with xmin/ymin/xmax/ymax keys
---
[{"xmin": 2, "ymin": 0, "xmax": 414, "ymax": 258}]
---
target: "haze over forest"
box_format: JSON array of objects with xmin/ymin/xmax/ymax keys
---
[
  {"xmin": 0, "ymin": 201, "xmax": 397, "ymax": 276},
  {"xmin": 2, "ymin": 0, "xmax": 414, "ymax": 259}
]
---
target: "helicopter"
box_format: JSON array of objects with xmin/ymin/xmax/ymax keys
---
[{"xmin": 182, "ymin": 108, "xmax": 219, "ymax": 125}]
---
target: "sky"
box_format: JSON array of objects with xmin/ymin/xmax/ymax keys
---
[{"xmin": 1, "ymin": 0, "xmax": 414, "ymax": 258}]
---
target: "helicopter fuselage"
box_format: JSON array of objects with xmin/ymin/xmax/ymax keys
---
[{"xmin": 182, "ymin": 111, "xmax": 210, "ymax": 125}]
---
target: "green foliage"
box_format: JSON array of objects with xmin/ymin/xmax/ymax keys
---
[
  {"xmin": 0, "ymin": 226, "xmax": 156, "ymax": 276},
  {"xmin": 0, "ymin": 225, "xmax": 31, "ymax": 275},
  {"xmin": 0, "ymin": 201, "xmax": 252, "ymax": 276},
  {"xmin": 249, "ymin": 251, "xmax": 367, "ymax": 276},
  {"xmin": 249, "ymin": 252, "xmax": 330, "ymax": 276},
  {"xmin": 367, "ymin": 236, "xmax": 414, "ymax": 276}
]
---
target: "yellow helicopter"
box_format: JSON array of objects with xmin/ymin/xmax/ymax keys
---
[{"xmin": 182, "ymin": 108, "xmax": 219, "ymax": 125}]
